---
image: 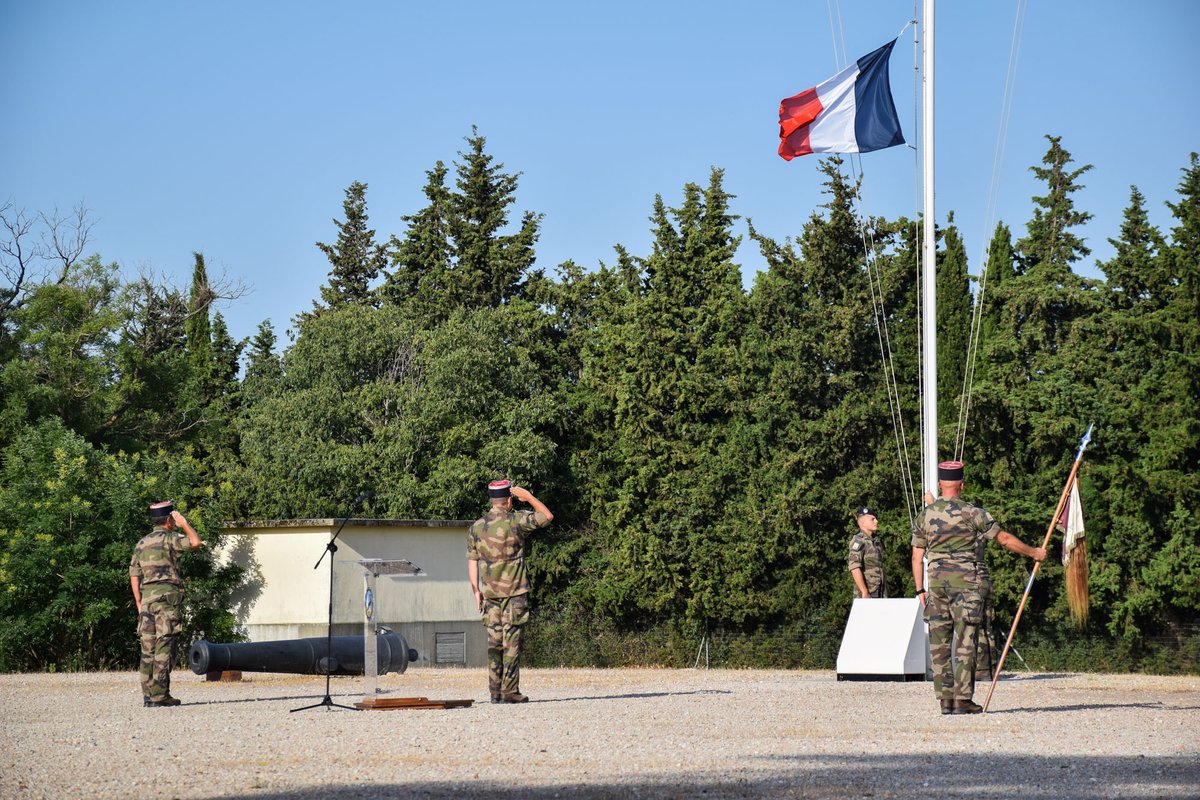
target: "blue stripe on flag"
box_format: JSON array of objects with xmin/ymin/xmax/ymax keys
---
[{"xmin": 852, "ymin": 41, "xmax": 904, "ymax": 153}]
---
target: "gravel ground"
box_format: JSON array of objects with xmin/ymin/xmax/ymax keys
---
[{"xmin": 1, "ymin": 667, "xmax": 1196, "ymax": 799}]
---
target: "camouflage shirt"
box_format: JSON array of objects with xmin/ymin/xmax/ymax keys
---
[
  {"xmin": 130, "ymin": 526, "xmax": 190, "ymax": 600},
  {"xmin": 847, "ymin": 532, "xmax": 885, "ymax": 593},
  {"xmin": 911, "ymin": 496, "xmax": 1000, "ymax": 577},
  {"xmin": 467, "ymin": 507, "xmax": 551, "ymax": 599}
]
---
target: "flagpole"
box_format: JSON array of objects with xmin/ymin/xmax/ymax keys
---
[
  {"xmin": 982, "ymin": 424, "xmax": 1094, "ymax": 713},
  {"xmin": 921, "ymin": 0, "xmax": 938, "ymax": 495}
]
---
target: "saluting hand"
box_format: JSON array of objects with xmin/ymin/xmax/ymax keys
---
[{"xmin": 510, "ymin": 485, "xmax": 533, "ymax": 503}]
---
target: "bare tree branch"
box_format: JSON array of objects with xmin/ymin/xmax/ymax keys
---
[
  {"xmin": 121, "ymin": 264, "xmax": 251, "ymax": 351},
  {"xmin": 1, "ymin": 201, "xmax": 44, "ymax": 318},
  {"xmin": 41, "ymin": 202, "xmax": 96, "ymax": 282}
]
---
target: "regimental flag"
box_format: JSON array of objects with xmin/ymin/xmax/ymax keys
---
[
  {"xmin": 1058, "ymin": 476, "xmax": 1085, "ymax": 565},
  {"xmin": 1057, "ymin": 476, "xmax": 1089, "ymax": 627},
  {"xmin": 778, "ymin": 40, "xmax": 905, "ymax": 161}
]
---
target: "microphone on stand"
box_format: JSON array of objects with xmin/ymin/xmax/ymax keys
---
[{"xmin": 294, "ymin": 489, "xmax": 376, "ymax": 712}]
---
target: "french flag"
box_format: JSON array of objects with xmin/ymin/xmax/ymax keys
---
[{"xmin": 778, "ymin": 40, "xmax": 904, "ymax": 161}]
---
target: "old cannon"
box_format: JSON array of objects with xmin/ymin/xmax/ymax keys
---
[{"xmin": 189, "ymin": 632, "xmax": 418, "ymax": 678}]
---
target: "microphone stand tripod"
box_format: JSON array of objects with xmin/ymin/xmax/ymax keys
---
[{"xmin": 291, "ymin": 492, "xmax": 371, "ymax": 712}]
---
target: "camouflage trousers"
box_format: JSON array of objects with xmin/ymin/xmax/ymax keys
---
[
  {"xmin": 138, "ymin": 590, "xmax": 182, "ymax": 702},
  {"xmin": 924, "ymin": 580, "xmax": 983, "ymax": 701},
  {"xmin": 483, "ymin": 595, "xmax": 529, "ymax": 698}
]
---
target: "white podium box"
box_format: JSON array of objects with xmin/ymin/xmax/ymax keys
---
[{"xmin": 835, "ymin": 597, "xmax": 929, "ymax": 681}]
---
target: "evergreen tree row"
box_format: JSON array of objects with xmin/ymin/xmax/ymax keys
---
[{"xmin": 1, "ymin": 133, "xmax": 1196, "ymax": 672}]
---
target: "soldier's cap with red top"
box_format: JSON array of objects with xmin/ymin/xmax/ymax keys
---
[
  {"xmin": 937, "ymin": 460, "xmax": 965, "ymax": 482},
  {"xmin": 487, "ymin": 479, "xmax": 512, "ymax": 499},
  {"xmin": 148, "ymin": 501, "xmax": 174, "ymax": 520}
]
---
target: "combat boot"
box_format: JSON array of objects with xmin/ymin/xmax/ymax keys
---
[
  {"xmin": 939, "ymin": 699, "xmax": 954, "ymax": 715},
  {"xmin": 952, "ymin": 699, "xmax": 983, "ymax": 715},
  {"xmin": 144, "ymin": 696, "xmax": 181, "ymax": 707},
  {"xmin": 501, "ymin": 692, "xmax": 529, "ymax": 704}
]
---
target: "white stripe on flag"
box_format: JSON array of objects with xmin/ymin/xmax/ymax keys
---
[{"xmin": 807, "ymin": 60, "xmax": 862, "ymax": 153}]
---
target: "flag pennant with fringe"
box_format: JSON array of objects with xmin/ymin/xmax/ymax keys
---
[{"xmin": 1057, "ymin": 476, "xmax": 1089, "ymax": 627}]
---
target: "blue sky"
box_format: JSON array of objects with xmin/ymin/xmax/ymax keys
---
[{"xmin": 3, "ymin": 1, "xmax": 1197, "ymax": 346}]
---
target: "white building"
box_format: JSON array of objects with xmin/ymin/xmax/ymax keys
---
[{"xmin": 220, "ymin": 518, "xmax": 485, "ymax": 667}]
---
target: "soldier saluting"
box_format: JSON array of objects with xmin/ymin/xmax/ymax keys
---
[
  {"xmin": 129, "ymin": 501, "xmax": 202, "ymax": 707},
  {"xmin": 466, "ymin": 480, "xmax": 553, "ymax": 704},
  {"xmin": 848, "ymin": 507, "xmax": 886, "ymax": 599},
  {"xmin": 911, "ymin": 461, "xmax": 1045, "ymax": 715}
]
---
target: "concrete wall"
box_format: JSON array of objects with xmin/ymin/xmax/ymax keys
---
[{"xmin": 220, "ymin": 519, "xmax": 487, "ymax": 667}]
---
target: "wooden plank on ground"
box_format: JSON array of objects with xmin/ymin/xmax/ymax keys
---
[{"xmin": 354, "ymin": 696, "xmax": 474, "ymax": 710}]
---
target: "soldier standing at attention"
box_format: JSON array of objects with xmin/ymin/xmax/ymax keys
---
[
  {"xmin": 848, "ymin": 507, "xmax": 886, "ymax": 598},
  {"xmin": 130, "ymin": 501, "xmax": 201, "ymax": 707},
  {"xmin": 912, "ymin": 461, "xmax": 1045, "ymax": 715},
  {"xmin": 924, "ymin": 492, "xmax": 998, "ymax": 683},
  {"xmin": 467, "ymin": 480, "xmax": 553, "ymax": 704}
]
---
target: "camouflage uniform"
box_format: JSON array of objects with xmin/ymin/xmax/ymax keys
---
[
  {"xmin": 911, "ymin": 497, "xmax": 1000, "ymax": 702},
  {"xmin": 130, "ymin": 525, "xmax": 189, "ymax": 703},
  {"xmin": 467, "ymin": 505, "xmax": 551, "ymax": 700},
  {"xmin": 847, "ymin": 532, "xmax": 886, "ymax": 597}
]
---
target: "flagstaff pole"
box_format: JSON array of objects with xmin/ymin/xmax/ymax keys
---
[
  {"xmin": 982, "ymin": 424, "xmax": 1094, "ymax": 713},
  {"xmin": 921, "ymin": 0, "xmax": 938, "ymax": 494}
]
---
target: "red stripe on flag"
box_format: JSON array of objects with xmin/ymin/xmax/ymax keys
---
[
  {"xmin": 778, "ymin": 88, "xmax": 822, "ymax": 161},
  {"xmin": 780, "ymin": 88, "xmax": 823, "ymax": 136}
]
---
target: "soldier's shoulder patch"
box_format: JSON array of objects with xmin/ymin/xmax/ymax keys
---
[{"xmin": 851, "ymin": 541, "xmax": 863, "ymax": 551}]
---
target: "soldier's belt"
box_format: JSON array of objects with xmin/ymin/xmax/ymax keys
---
[{"xmin": 926, "ymin": 555, "xmax": 978, "ymax": 567}]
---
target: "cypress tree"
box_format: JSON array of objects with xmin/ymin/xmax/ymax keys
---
[
  {"xmin": 965, "ymin": 138, "xmax": 1106, "ymax": 633},
  {"xmin": 1165, "ymin": 152, "xmax": 1200, "ymax": 353},
  {"xmin": 311, "ymin": 181, "xmax": 386, "ymax": 316},
  {"xmin": 582, "ymin": 169, "xmax": 750, "ymax": 623},
  {"xmin": 203, "ymin": 311, "xmax": 243, "ymax": 464},
  {"xmin": 1099, "ymin": 187, "xmax": 1167, "ymax": 311},
  {"xmin": 242, "ymin": 319, "xmax": 282, "ymax": 402},
  {"xmin": 381, "ymin": 162, "xmax": 453, "ymax": 310},
  {"xmin": 974, "ymin": 221, "xmax": 1015, "ymax": 374},
  {"xmin": 383, "ymin": 131, "xmax": 542, "ymax": 317},
  {"xmin": 1019, "ymin": 135, "xmax": 1094, "ymax": 279},
  {"xmin": 995, "ymin": 136, "xmax": 1101, "ymax": 386},
  {"xmin": 743, "ymin": 158, "xmax": 910, "ymax": 621},
  {"xmin": 447, "ymin": 128, "xmax": 541, "ymax": 309},
  {"xmin": 937, "ymin": 213, "xmax": 971, "ymax": 432},
  {"xmin": 209, "ymin": 313, "xmax": 242, "ymax": 399},
  {"xmin": 185, "ymin": 251, "xmax": 213, "ymax": 385},
  {"xmin": 182, "ymin": 251, "xmax": 220, "ymax": 423},
  {"xmin": 1084, "ymin": 158, "xmax": 1200, "ymax": 642}
]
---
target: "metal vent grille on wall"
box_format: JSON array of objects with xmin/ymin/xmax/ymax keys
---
[{"xmin": 435, "ymin": 632, "xmax": 467, "ymax": 664}]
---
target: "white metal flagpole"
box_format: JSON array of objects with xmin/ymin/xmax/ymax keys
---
[{"xmin": 921, "ymin": 0, "xmax": 938, "ymax": 493}]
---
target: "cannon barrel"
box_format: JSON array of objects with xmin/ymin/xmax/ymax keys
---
[{"xmin": 189, "ymin": 633, "xmax": 418, "ymax": 676}]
